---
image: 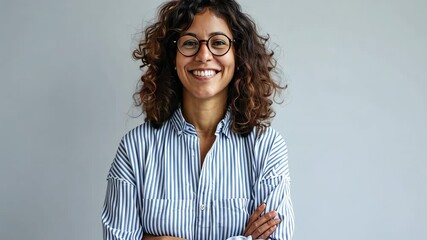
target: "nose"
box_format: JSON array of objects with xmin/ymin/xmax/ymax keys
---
[{"xmin": 194, "ymin": 41, "xmax": 212, "ymax": 63}]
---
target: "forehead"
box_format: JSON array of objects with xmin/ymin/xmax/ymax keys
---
[{"xmin": 184, "ymin": 9, "xmax": 232, "ymax": 37}]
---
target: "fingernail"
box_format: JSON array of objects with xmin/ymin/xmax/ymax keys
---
[{"xmin": 269, "ymin": 211, "xmax": 277, "ymax": 217}]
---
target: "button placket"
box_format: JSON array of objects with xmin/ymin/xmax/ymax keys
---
[{"xmin": 196, "ymin": 151, "xmax": 212, "ymax": 230}]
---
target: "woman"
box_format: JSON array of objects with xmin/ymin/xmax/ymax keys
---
[{"xmin": 102, "ymin": 0, "xmax": 294, "ymax": 239}]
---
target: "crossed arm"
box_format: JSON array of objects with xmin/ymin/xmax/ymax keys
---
[
  {"xmin": 102, "ymin": 173, "xmax": 292, "ymax": 240},
  {"xmin": 144, "ymin": 203, "xmax": 280, "ymax": 240}
]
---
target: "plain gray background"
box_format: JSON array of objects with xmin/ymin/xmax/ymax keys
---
[{"xmin": 1, "ymin": 0, "xmax": 426, "ymax": 239}]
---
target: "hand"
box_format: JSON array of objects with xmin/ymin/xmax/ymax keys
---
[
  {"xmin": 143, "ymin": 234, "xmax": 186, "ymax": 240},
  {"xmin": 244, "ymin": 203, "xmax": 281, "ymax": 239}
]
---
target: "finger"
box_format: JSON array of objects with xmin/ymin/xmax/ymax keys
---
[
  {"xmin": 250, "ymin": 218, "xmax": 281, "ymax": 239},
  {"xmin": 248, "ymin": 203, "xmax": 266, "ymax": 224},
  {"xmin": 245, "ymin": 210, "xmax": 278, "ymax": 236},
  {"xmin": 244, "ymin": 203, "xmax": 266, "ymax": 235},
  {"xmin": 245, "ymin": 210, "xmax": 276, "ymax": 235},
  {"xmin": 259, "ymin": 225, "xmax": 278, "ymax": 240},
  {"xmin": 244, "ymin": 203, "xmax": 266, "ymax": 234}
]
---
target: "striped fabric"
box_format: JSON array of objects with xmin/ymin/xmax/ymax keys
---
[{"xmin": 102, "ymin": 108, "xmax": 294, "ymax": 240}]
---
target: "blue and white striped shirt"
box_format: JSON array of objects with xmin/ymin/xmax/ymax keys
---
[{"xmin": 102, "ymin": 108, "xmax": 294, "ymax": 240}]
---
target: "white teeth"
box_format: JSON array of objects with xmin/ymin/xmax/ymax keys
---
[{"xmin": 192, "ymin": 70, "xmax": 216, "ymax": 77}]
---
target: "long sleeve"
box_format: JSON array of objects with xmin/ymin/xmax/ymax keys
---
[
  {"xmin": 224, "ymin": 130, "xmax": 294, "ymax": 240},
  {"xmin": 102, "ymin": 139, "xmax": 143, "ymax": 240},
  {"xmin": 254, "ymin": 130, "xmax": 295, "ymax": 240}
]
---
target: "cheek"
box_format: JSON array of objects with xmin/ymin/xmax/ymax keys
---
[
  {"xmin": 176, "ymin": 68, "xmax": 186, "ymax": 83},
  {"xmin": 222, "ymin": 56, "xmax": 236, "ymax": 72},
  {"xmin": 224, "ymin": 50, "xmax": 236, "ymax": 69},
  {"xmin": 176, "ymin": 53, "xmax": 192, "ymax": 67},
  {"xmin": 175, "ymin": 54, "xmax": 183, "ymax": 68},
  {"xmin": 175, "ymin": 55, "xmax": 189, "ymax": 79}
]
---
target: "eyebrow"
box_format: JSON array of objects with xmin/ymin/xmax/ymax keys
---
[{"xmin": 182, "ymin": 31, "xmax": 230, "ymax": 38}]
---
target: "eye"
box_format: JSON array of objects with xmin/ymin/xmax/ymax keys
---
[
  {"xmin": 209, "ymin": 36, "xmax": 229, "ymax": 49},
  {"xmin": 181, "ymin": 40, "xmax": 199, "ymax": 48},
  {"xmin": 212, "ymin": 40, "xmax": 226, "ymax": 46}
]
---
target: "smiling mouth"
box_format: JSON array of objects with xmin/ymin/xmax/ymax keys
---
[{"xmin": 191, "ymin": 69, "xmax": 220, "ymax": 77}]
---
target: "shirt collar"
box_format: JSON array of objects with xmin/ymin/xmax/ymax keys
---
[{"xmin": 171, "ymin": 106, "xmax": 231, "ymax": 138}]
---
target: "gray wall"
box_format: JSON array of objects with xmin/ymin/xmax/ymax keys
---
[{"xmin": 1, "ymin": 0, "xmax": 426, "ymax": 239}]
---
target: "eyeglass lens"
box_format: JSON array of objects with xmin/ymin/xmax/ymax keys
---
[{"xmin": 177, "ymin": 34, "xmax": 232, "ymax": 57}]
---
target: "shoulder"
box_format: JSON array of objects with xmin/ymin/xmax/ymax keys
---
[
  {"xmin": 250, "ymin": 127, "xmax": 290, "ymax": 179},
  {"xmin": 252, "ymin": 127, "xmax": 287, "ymax": 151},
  {"xmin": 121, "ymin": 122, "xmax": 155, "ymax": 144},
  {"xmin": 113, "ymin": 122, "xmax": 165, "ymax": 168},
  {"xmin": 230, "ymin": 126, "xmax": 287, "ymax": 153},
  {"xmin": 108, "ymin": 122, "xmax": 157, "ymax": 182}
]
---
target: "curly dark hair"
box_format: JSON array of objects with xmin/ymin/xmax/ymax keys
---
[{"xmin": 133, "ymin": 0, "xmax": 285, "ymax": 136}]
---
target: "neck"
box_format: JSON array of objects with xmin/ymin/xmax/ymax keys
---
[{"xmin": 182, "ymin": 97, "xmax": 227, "ymax": 137}]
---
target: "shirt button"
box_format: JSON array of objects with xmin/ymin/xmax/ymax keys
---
[{"xmin": 200, "ymin": 204, "xmax": 205, "ymax": 211}]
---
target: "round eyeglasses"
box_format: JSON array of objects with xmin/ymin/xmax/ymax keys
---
[{"xmin": 174, "ymin": 33, "xmax": 234, "ymax": 57}]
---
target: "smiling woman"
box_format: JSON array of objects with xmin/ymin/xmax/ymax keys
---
[
  {"xmin": 175, "ymin": 10, "xmax": 236, "ymax": 110},
  {"xmin": 101, "ymin": 0, "xmax": 294, "ymax": 239}
]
